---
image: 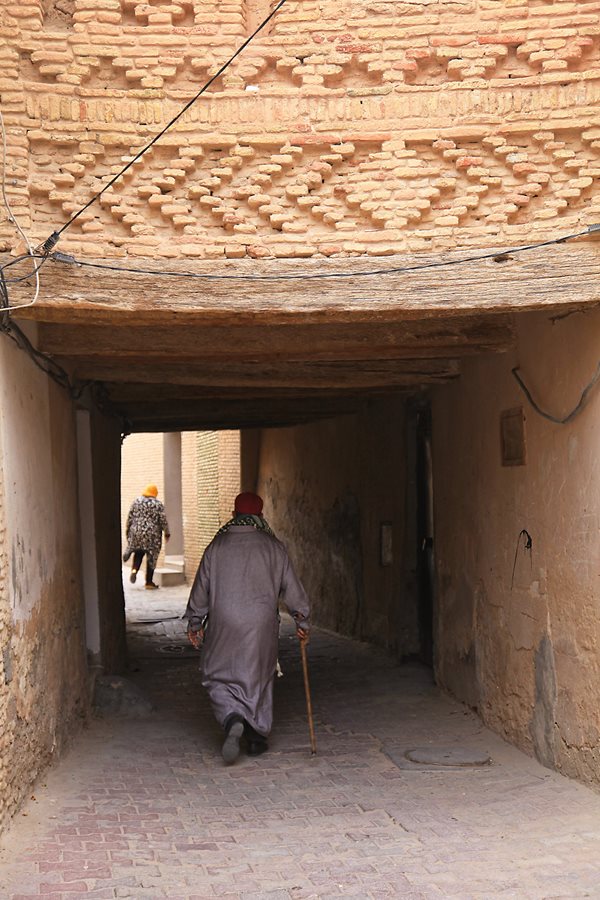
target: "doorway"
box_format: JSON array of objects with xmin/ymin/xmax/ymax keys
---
[{"xmin": 415, "ymin": 403, "xmax": 435, "ymax": 666}]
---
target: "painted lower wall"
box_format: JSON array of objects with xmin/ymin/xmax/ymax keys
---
[
  {"xmin": 0, "ymin": 331, "xmax": 88, "ymax": 831},
  {"xmin": 257, "ymin": 398, "xmax": 420, "ymax": 655},
  {"xmin": 433, "ymin": 306, "xmax": 600, "ymax": 784}
]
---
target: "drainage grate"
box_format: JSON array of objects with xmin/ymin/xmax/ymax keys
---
[
  {"xmin": 405, "ymin": 747, "xmax": 491, "ymax": 767},
  {"xmin": 158, "ymin": 643, "xmax": 198, "ymax": 657},
  {"xmin": 384, "ymin": 745, "xmax": 492, "ymax": 770}
]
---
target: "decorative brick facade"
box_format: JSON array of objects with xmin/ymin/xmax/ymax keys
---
[{"xmin": 1, "ymin": 0, "xmax": 600, "ymax": 264}]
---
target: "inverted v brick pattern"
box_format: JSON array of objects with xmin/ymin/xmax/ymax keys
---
[{"xmin": 1, "ymin": 0, "xmax": 600, "ymax": 259}]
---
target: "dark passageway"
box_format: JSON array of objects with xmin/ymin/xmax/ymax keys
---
[{"xmin": 2, "ymin": 579, "xmax": 600, "ymax": 897}]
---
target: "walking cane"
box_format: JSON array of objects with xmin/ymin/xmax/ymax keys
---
[{"xmin": 299, "ymin": 637, "xmax": 317, "ymax": 756}]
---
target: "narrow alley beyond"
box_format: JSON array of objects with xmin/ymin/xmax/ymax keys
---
[{"xmin": 1, "ymin": 580, "xmax": 600, "ymax": 899}]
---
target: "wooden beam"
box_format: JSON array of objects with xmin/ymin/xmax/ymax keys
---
[
  {"xmin": 119, "ymin": 396, "xmax": 372, "ymax": 431},
  {"xmin": 64, "ymin": 357, "xmax": 460, "ymax": 388},
  {"xmin": 9, "ymin": 243, "xmax": 600, "ymax": 326},
  {"xmin": 104, "ymin": 384, "xmax": 403, "ymax": 402},
  {"xmin": 37, "ymin": 315, "xmax": 514, "ymax": 361}
]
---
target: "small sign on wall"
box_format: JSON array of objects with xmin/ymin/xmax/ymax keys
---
[
  {"xmin": 380, "ymin": 522, "xmax": 393, "ymax": 566},
  {"xmin": 500, "ymin": 407, "xmax": 526, "ymax": 466}
]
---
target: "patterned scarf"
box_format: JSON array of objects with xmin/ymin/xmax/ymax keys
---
[{"xmin": 217, "ymin": 513, "xmax": 276, "ymax": 537}]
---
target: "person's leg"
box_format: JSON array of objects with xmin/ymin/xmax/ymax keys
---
[
  {"xmin": 243, "ymin": 721, "xmax": 268, "ymax": 756},
  {"xmin": 130, "ymin": 550, "xmax": 144, "ymax": 583},
  {"xmin": 221, "ymin": 713, "xmax": 245, "ymax": 765},
  {"xmin": 144, "ymin": 555, "xmax": 157, "ymax": 588}
]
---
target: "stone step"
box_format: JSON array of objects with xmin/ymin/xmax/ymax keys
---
[{"xmin": 154, "ymin": 566, "xmax": 186, "ymax": 587}]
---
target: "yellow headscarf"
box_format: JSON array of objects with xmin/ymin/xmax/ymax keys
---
[{"xmin": 142, "ymin": 484, "xmax": 158, "ymax": 498}]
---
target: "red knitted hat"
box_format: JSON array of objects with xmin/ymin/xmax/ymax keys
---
[{"xmin": 234, "ymin": 492, "xmax": 263, "ymax": 515}]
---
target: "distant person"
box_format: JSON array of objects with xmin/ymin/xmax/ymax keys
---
[
  {"xmin": 184, "ymin": 491, "xmax": 310, "ymax": 764},
  {"xmin": 123, "ymin": 484, "xmax": 170, "ymax": 590}
]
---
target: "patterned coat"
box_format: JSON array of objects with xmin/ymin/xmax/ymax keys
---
[{"xmin": 124, "ymin": 496, "xmax": 170, "ymax": 568}]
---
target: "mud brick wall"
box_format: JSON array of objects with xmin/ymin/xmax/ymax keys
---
[{"xmin": 0, "ymin": 335, "xmax": 88, "ymax": 833}]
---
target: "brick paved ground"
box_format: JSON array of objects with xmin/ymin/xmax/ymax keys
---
[{"xmin": 1, "ymin": 578, "xmax": 600, "ymax": 899}]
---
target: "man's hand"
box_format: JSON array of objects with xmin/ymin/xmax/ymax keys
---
[
  {"xmin": 296, "ymin": 626, "xmax": 309, "ymax": 644},
  {"xmin": 187, "ymin": 626, "xmax": 204, "ymax": 649}
]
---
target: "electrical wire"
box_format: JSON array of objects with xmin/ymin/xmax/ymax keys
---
[
  {"xmin": 44, "ymin": 224, "xmax": 600, "ymax": 282},
  {"xmin": 510, "ymin": 529, "xmax": 533, "ymax": 590},
  {"xmin": 0, "ymin": 311, "xmax": 127, "ymax": 425},
  {"xmin": 0, "ymin": 315, "xmax": 72, "ymax": 390},
  {"xmin": 0, "ymin": 108, "xmax": 40, "ymax": 309},
  {"xmin": 1, "ymin": 254, "xmax": 48, "ymax": 284},
  {"xmin": 38, "ymin": 0, "xmax": 290, "ymax": 254},
  {"xmin": 512, "ymin": 362, "xmax": 600, "ymax": 424}
]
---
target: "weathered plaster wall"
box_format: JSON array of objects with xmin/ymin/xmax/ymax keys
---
[
  {"xmin": 0, "ymin": 332, "xmax": 88, "ymax": 830},
  {"xmin": 433, "ymin": 305, "xmax": 600, "ymax": 784},
  {"xmin": 257, "ymin": 398, "xmax": 419, "ymax": 654}
]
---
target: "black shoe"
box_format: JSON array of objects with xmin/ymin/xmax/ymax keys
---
[
  {"xmin": 222, "ymin": 717, "xmax": 244, "ymax": 765},
  {"xmin": 247, "ymin": 740, "xmax": 268, "ymax": 756}
]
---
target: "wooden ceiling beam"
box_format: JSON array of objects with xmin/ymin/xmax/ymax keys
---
[
  {"xmin": 119, "ymin": 397, "xmax": 370, "ymax": 430},
  {"xmin": 104, "ymin": 383, "xmax": 404, "ymax": 402},
  {"xmin": 66, "ymin": 357, "xmax": 460, "ymax": 388},
  {"xmin": 37, "ymin": 315, "xmax": 514, "ymax": 361},
  {"xmin": 9, "ymin": 244, "xmax": 600, "ymax": 326}
]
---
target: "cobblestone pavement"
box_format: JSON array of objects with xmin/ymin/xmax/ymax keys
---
[{"xmin": 2, "ymin": 578, "xmax": 600, "ymax": 899}]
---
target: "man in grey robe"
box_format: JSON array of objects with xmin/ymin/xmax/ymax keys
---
[{"xmin": 184, "ymin": 491, "xmax": 310, "ymax": 764}]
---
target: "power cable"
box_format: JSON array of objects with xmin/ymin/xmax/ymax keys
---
[
  {"xmin": 38, "ymin": 0, "xmax": 290, "ymax": 255},
  {"xmin": 0, "ymin": 314, "xmax": 72, "ymax": 390},
  {"xmin": 0, "ymin": 108, "xmax": 40, "ymax": 309},
  {"xmin": 1, "ymin": 254, "xmax": 48, "ymax": 284},
  {"xmin": 0, "ymin": 311, "xmax": 127, "ymax": 425},
  {"xmin": 512, "ymin": 362, "xmax": 600, "ymax": 425},
  {"xmin": 44, "ymin": 224, "xmax": 600, "ymax": 282}
]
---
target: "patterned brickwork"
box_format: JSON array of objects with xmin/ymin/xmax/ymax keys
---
[
  {"xmin": 2, "ymin": 0, "xmax": 600, "ymax": 260},
  {"xmin": 196, "ymin": 430, "xmax": 219, "ymax": 555},
  {"xmin": 194, "ymin": 430, "xmax": 241, "ymax": 562},
  {"xmin": 4, "ymin": 606, "xmax": 600, "ymax": 896},
  {"xmin": 180, "ymin": 429, "xmax": 201, "ymax": 576},
  {"xmin": 217, "ymin": 430, "xmax": 240, "ymax": 524}
]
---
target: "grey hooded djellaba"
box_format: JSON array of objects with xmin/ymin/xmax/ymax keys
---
[{"xmin": 183, "ymin": 525, "xmax": 310, "ymax": 737}]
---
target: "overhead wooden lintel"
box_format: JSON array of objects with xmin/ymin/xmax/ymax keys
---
[
  {"xmin": 8, "ymin": 243, "xmax": 600, "ymax": 326},
  {"xmin": 120, "ymin": 399, "xmax": 370, "ymax": 430},
  {"xmin": 105, "ymin": 383, "xmax": 407, "ymax": 402},
  {"xmin": 66, "ymin": 357, "xmax": 460, "ymax": 389},
  {"xmin": 127, "ymin": 415, "xmax": 344, "ymax": 432},
  {"xmin": 37, "ymin": 315, "xmax": 515, "ymax": 361}
]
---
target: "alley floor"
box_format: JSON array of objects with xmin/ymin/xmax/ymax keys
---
[{"xmin": 1, "ymin": 580, "xmax": 600, "ymax": 899}]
